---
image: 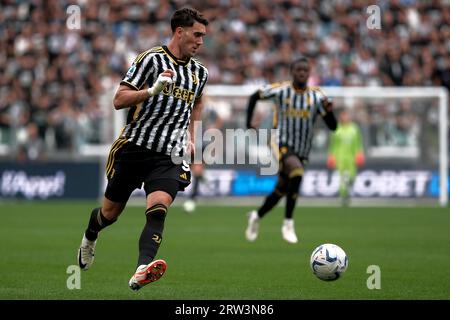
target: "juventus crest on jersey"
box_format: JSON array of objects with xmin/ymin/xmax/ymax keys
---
[
  {"xmin": 259, "ymin": 82, "xmax": 329, "ymax": 159},
  {"xmin": 120, "ymin": 46, "xmax": 208, "ymax": 157}
]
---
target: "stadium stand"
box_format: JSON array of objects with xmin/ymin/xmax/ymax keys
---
[{"xmin": 0, "ymin": 0, "xmax": 449, "ymax": 158}]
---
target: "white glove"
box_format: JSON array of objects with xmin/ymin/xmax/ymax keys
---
[{"xmin": 147, "ymin": 73, "xmax": 174, "ymax": 96}]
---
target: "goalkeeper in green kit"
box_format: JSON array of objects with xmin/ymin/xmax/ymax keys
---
[{"xmin": 327, "ymin": 109, "xmax": 365, "ymax": 206}]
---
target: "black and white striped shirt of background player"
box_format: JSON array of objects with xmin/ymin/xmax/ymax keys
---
[
  {"xmin": 119, "ymin": 45, "xmax": 208, "ymax": 157},
  {"xmin": 259, "ymin": 81, "xmax": 330, "ymax": 160}
]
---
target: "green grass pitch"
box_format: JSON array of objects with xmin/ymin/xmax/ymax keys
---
[{"xmin": 1, "ymin": 201, "xmax": 449, "ymax": 300}]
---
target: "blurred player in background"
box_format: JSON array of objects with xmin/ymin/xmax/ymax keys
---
[
  {"xmin": 182, "ymin": 164, "xmax": 203, "ymax": 213},
  {"xmin": 246, "ymin": 57, "xmax": 337, "ymax": 244},
  {"xmin": 327, "ymin": 109, "xmax": 365, "ymax": 206},
  {"xmin": 183, "ymin": 99, "xmax": 224, "ymax": 213},
  {"xmin": 77, "ymin": 7, "xmax": 208, "ymax": 291}
]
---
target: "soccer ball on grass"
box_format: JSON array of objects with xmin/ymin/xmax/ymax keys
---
[
  {"xmin": 310, "ymin": 243, "xmax": 348, "ymax": 281},
  {"xmin": 182, "ymin": 199, "xmax": 196, "ymax": 213}
]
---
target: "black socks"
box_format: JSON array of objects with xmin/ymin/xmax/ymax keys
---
[
  {"xmin": 85, "ymin": 207, "xmax": 116, "ymax": 241},
  {"xmin": 137, "ymin": 204, "xmax": 167, "ymax": 267},
  {"xmin": 191, "ymin": 176, "xmax": 201, "ymax": 200},
  {"xmin": 257, "ymin": 191, "xmax": 283, "ymax": 218},
  {"xmin": 257, "ymin": 174, "xmax": 302, "ymax": 220},
  {"xmin": 285, "ymin": 176, "xmax": 302, "ymax": 219}
]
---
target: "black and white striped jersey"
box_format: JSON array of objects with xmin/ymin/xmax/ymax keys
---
[
  {"xmin": 119, "ymin": 45, "xmax": 208, "ymax": 157},
  {"xmin": 259, "ymin": 82, "xmax": 329, "ymax": 159}
]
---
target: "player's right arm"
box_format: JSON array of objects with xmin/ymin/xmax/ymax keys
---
[
  {"xmin": 113, "ymin": 50, "xmax": 174, "ymax": 110},
  {"xmin": 113, "ymin": 85, "xmax": 152, "ymax": 110},
  {"xmin": 113, "ymin": 69, "xmax": 174, "ymax": 110}
]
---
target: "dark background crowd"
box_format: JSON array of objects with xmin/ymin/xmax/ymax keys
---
[{"xmin": 0, "ymin": 0, "xmax": 449, "ymax": 160}]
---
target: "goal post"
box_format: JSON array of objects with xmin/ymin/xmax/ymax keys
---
[{"xmin": 439, "ymin": 88, "xmax": 449, "ymax": 207}]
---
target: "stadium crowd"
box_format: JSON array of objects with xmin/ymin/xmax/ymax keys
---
[{"xmin": 0, "ymin": 0, "xmax": 449, "ymax": 158}]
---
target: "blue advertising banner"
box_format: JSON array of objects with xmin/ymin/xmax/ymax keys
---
[
  {"xmin": 179, "ymin": 168, "xmax": 449, "ymax": 198},
  {"xmin": 0, "ymin": 161, "xmax": 100, "ymax": 200}
]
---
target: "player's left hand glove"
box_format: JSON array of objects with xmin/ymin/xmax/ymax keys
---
[
  {"xmin": 355, "ymin": 152, "xmax": 365, "ymax": 167},
  {"xmin": 327, "ymin": 155, "xmax": 336, "ymax": 169}
]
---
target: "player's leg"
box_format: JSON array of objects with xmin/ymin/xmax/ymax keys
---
[
  {"xmin": 245, "ymin": 174, "xmax": 287, "ymax": 242},
  {"xmin": 138, "ymin": 188, "xmax": 174, "ymax": 267},
  {"xmin": 129, "ymin": 180, "xmax": 178, "ymax": 290},
  {"xmin": 78, "ymin": 181, "xmax": 137, "ymax": 270},
  {"xmin": 78, "ymin": 197, "xmax": 132, "ymax": 271},
  {"xmin": 84, "ymin": 199, "xmax": 124, "ymax": 242},
  {"xmin": 183, "ymin": 163, "xmax": 203, "ymax": 213},
  {"xmin": 339, "ymin": 169, "xmax": 349, "ymax": 206},
  {"xmin": 281, "ymin": 155, "xmax": 304, "ymax": 244},
  {"xmin": 78, "ymin": 139, "xmax": 140, "ymax": 270},
  {"xmin": 348, "ymin": 165, "xmax": 357, "ymax": 195},
  {"xmin": 257, "ymin": 175, "xmax": 287, "ymax": 218},
  {"xmin": 340, "ymin": 165, "xmax": 357, "ymax": 206},
  {"xmin": 129, "ymin": 155, "xmax": 190, "ymax": 291},
  {"xmin": 190, "ymin": 163, "xmax": 203, "ymax": 201}
]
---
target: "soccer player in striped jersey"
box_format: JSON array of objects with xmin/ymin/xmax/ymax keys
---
[
  {"xmin": 245, "ymin": 57, "xmax": 337, "ymax": 244},
  {"xmin": 77, "ymin": 8, "xmax": 209, "ymax": 290}
]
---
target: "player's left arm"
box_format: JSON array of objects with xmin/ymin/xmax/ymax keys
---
[
  {"xmin": 188, "ymin": 96, "xmax": 204, "ymax": 156},
  {"xmin": 320, "ymin": 97, "xmax": 337, "ymax": 131},
  {"xmin": 188, "ymin": 68, "xmax": 208, "ymax": 155},
  {"xmin": 210, "ymin": 109, "xmax": 224, "ymax": 130}
]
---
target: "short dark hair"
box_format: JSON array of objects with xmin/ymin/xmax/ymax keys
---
[
  {"xmin": 170, "ymin": 7, "xmax": 209, "ymax": 32},
  {"xmin": 290, "ymin": 57, "xmax": 309, "ymax": 71}
]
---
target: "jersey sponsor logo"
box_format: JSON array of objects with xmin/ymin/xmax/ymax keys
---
[
  {"xmin": 282, "ymin": 108, "xmax": 310, "ymax": 118},
  {"xmin": 162, "ymin": 83, "xmax": 195, "ymax": 104},
  {"xmin": 179, "ymin": 172, "xmax": 188, "ymax": 180}
]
